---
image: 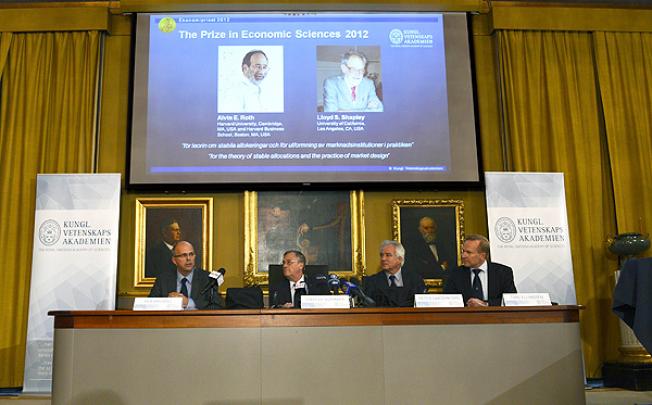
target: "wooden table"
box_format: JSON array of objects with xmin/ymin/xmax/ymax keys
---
[{"xmin": 50, "ymin": 306, "xmax": 585, "ymax": 405}]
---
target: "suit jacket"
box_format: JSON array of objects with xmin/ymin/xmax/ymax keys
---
[
  {"xmin": 145, "ymin": 240, "xmax": 176, "ymax": 279},
  {"xmin": 403, "ymin": 235, "xmax": 453, "ymax": 280},
  {"xmin": 323, "ymin": 76, "xmax": 383, "ymax": 112},
  {"xmin": 443, "ymin": 262, "xmax": 517, "ymax": 306},
  {"xmin": 149, "ymin": 268, "xmax": 223, "ymax": 309},
  {"xmin": 268, "ymin": 274, "xmax": 330, "ymax": 308},
  {"xmin": 363, "ymin": 268, "xmax": 426, "ymax": 307}
]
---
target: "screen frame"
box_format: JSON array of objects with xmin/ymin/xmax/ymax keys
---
[{"xmin": 126, "ymin": 10, "xmax": 484, "ymax": 191}]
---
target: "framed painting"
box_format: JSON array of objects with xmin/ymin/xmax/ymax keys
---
[
  {"xmin": 244, "ymin": 190, "xmax": 365, "ymax": 287},
  {"xmin": 134, "ymin": 197, "xmax": 213, "ymax": 287},
  {"xmin": 391, "ymin": 199, "xmax": 464, "ymax": 289}
]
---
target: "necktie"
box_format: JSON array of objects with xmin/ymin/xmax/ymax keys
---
[
  {"xmin": 472, "ymin": 269, "xmax": 483, "ymax": 300},
  {"xmin": 294, "ymin": 285, "xmax": 306, "ymax": 308},
  {"xmin": 389, "ymin": 275, "xmax": 397, "ymax": 288},
  {"xmin": 180, "ymin": 277, "xmax": 189, "ymax": 297},
  {"xmin": 351, "ymin": 86, "xmax": 357, "ymax": 101}
]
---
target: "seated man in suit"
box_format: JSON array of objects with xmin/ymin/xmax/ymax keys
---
[
  {"xmin": 149, "ymin": 240, "xmax": 223, "ymax": 309},
  {"xmin": 443, "ymin": 234, "xmax": 517, "ymax": 307},
  {"xmin": 323, "ymin": 50, "xmax": 383, "ymax": 113},
  {"xmin": 363, "ymin": 240, "xmax": 426, "ymax": 307},
  {"xmin": 269, "ymin": 250, "xmax": 329, "ymax": 308}
]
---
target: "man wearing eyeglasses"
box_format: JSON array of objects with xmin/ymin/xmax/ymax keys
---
[
  {"xmin": 323, "ymin": 50, "xmax": 383, "ymax": 113},
  {"xmin": 220, "ymin": 49, "xmax": 282, "ymax": 113},
  {"xmin": 269, "ymin": 250, "xmax": 329, "ymax": 308},
  {"xmin": 149, "ymin": 240, "xmax": 223, "ymax": 309}
]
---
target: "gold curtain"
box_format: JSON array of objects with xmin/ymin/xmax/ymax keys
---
[
  {"xmin": 594, "ymin": 32, "xmax": 652, "ymax": 236},
  {"xmin": 0, "ymin": 33, "xmax": 12, "ymax": 80},
  {"xmin": 0, "ymin": 31, "xmax": 101, "ymax": 388},
  {"xmin": 497, "ymin": 30, "xmax": 619, "ymax": 377}
]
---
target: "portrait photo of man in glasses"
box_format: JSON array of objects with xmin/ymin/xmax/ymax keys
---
[{"xmin": 321, "ymin": 48, "xmax": 383, "ymax": 113}]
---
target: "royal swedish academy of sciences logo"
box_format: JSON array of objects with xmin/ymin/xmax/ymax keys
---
[
  {"xmin": 39, "ymin": 219, "xmax": 61, "ymax": 246},
  {"xmin": 389, "ymin": 29, "xmax": 404, "ymax": 45},
  {"xmin": 158, "ymin": 17, "xmax": 176, "ymax": 33},
  {"xmin": 494, "ymin": 217, "xmax": 517, "ymax": 243}
]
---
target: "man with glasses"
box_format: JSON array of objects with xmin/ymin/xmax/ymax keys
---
[
  {"xmin": 443, "ymin": 234, "xmax": 517, "ymax": 307},
  {"xmin": 323, "ymin": 50, "xmax": 383, "ymax": 112},
  {"xmin": 149, "ymin": 241, "xmax": 223, "ymax": 309},
  {"xmin": 269, "ymin": 250, "xmax": 329, "ymax": 308},
  {"xmin": 221, "ymin": 49, "xmax": 281, "ymax": 113}
]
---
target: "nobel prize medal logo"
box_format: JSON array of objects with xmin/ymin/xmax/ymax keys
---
[
  {"xmin": 39, "ymin": 219, "xmax": 61, "ymax": 246},
  {"xmin": 158, "ymin": 17, "xmax": 177, "ymax": 33},
  {"xmin": 389, "ymin": 29, "xmax": 404, "ymax": 45},
  {"xmin": 495, "ymin": 217, "xmax": 517, "ymax": 243}
]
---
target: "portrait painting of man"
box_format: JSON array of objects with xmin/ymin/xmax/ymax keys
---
[
  {"xmin": 393, "ymin": 200, "xmax": 464, "ymax": 281},
  {"xmin": 135, "ymin": 198, "xmax": 213, "ymax": 287}
]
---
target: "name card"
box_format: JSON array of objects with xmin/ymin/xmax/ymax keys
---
[
  {"xmin": 133, "ymin": 297, "xmax": 184, "ymax": 311},
  {"xmin": 414, "ymin": 294, "xmax": 464, "ymax": 308},
  {"xmin": 502, "ymin": 293, "xmax": 552, "ymax": 306},
  {"xmin": 300, "ymin": 295, "xmax": 351, "ymax": 309}
]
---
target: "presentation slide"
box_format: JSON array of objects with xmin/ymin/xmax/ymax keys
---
[{"xmin": 130, "ymin": 12, "xmax": 479, "ymax": 185}]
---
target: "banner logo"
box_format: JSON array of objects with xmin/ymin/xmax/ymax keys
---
[
  {"xmin": 39, "ymin": 219, "xmax": 61, "ymax": 246},
  {"xmin": 158, "ymin": 17, "xmax": 177, "ymax": 33},
  {"xmin": 388, "ymin": 28, "xmax": 433, "ymax": 48},
  {"xmin": 494, "ymin": 217, "xmax": 517, "ymax": 243}
]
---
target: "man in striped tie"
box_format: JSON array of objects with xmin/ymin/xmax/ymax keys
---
[{"xmin": 443, "ymin": 234, "xmax": 517, "ymax": 307}]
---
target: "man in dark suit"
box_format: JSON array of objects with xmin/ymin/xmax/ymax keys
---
[
  {"xmin": 145, "ymin": 218, "xmax": 181, "ymax": 278},
  {"xmin": 363, "ymin": 240, "xmax": 426, "ymax": 307},
  {"xmin": 149, "ymin": 241, "xmax": 223, "ymax": 309},
  {"xmin": 443, "ymin": 234, "xmax": 517, "ymax": 307},
  {"xmin": 403, "ymin": 216, "xmax": 452, "ymax": 279},
  {"xmin": 269, "ymin": 250, "xmax": 329, "ymax": 308}
]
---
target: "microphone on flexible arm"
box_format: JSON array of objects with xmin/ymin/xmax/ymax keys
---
[
  {"xmin": 327, "ymin": 274, "xmax": 340, "ymax": 294},
  {"xmin": 347, "ymin": 277, "xmax": 376, "ymax": 307},
  {"xmin": 339, "ymin": 278, "xmax": 376, "ymax": 307},
  {"xmin": 200, "ymin": 267, "xmax": 226, "ymax": 294}
]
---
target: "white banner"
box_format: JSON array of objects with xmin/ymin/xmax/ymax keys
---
[
  {"xmin": 485, "ymin": 172, "xmax": 577, "ymax": 305},
  {"xmin": 23, "ymin": 174, "xmax": 121, "ymax": 393}
]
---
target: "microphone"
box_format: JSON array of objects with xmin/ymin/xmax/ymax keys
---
[
  {"xmin": 271, "ymin": 290, "xmax": 279, "ymax": 308},
  {"xmin": 200, "ymin": 267, "xmax": 226, "ymax": 294},
  {"xmin": 327, "ymin": 274, "xmax": 340, "ymax": 294},
  {"xmin": 347, "ymin": 277, "xmax": 376, "ymax": 307},
  {"xmin": 339, "ymin": 278, "xmax": 376, "ymax": 307}
]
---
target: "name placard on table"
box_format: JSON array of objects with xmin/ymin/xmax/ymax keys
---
[
  {"xmin": 502, "ymin": 293, "xmax": 552, "ymax": 306},
  {"xmin": 300, "ymin": 295, "xmax": 351, "ymax": 309},
  {"xmin": 133, "ymin": 297, "xmax": 184, "ymax": 311},
  {"xmin": 414, "ymin": 294, "xmax": 464, "ymax": 308}
]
